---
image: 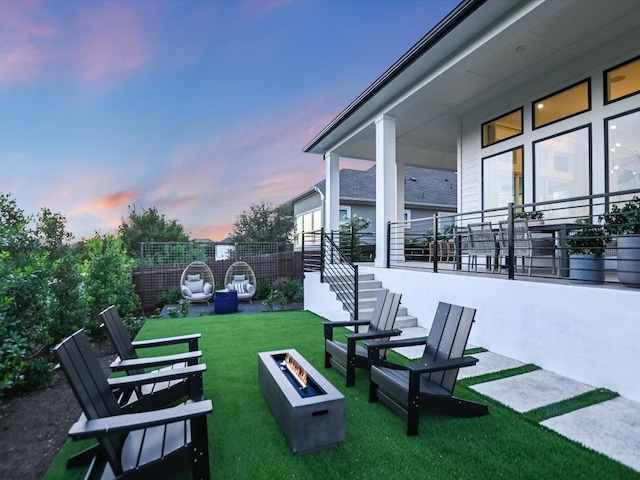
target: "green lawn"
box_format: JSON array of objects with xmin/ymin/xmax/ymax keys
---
[{"xmin": 46, "ymin": 311, "xmax": 639, "ymax": 479}]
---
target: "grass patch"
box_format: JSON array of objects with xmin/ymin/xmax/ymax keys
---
[
  {"xmin": 524, "ymin": 388, "xmax": 619, "ymax": 423},
  {"xmin": 45, "ymin": 311, "xmax": 639, "ymax": 479},
  {"xmin": 459, "ymin": 363, "xmax": 541, "ymax": 387}
]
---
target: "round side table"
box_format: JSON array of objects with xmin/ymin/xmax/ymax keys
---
[{"xmin": 214, "ymin": 289, "xmax": 238, "ymax": 314}]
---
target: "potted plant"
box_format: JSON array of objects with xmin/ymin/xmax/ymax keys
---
[
  {"xmin": 602, "ymin": 196, "xmax": 640, "ymax": 287},
  {"xmin": 566, "ymin": 218, "xmax": 610, "ymax": 285},
  {"xmin": 514, "ymin": 210, "xmax": 544, "ymax": 226}
]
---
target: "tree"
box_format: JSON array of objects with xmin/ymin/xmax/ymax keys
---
[
  {"xmin": 229, "ymin": 200, "xmax": 293, "ymax": 251},
  {"xmin": 118, "ymin": 205, "xmax": 189, "ymax": 259}
]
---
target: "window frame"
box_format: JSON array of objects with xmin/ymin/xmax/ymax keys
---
[
  {"xmin": 532, "ymin": 79, "xmax": 591, "ymax": 130},
  {"xmin": 604, "ymin": 54, "xmax": 640, "ymax": 105},
  {"xmin": 481, "ymin": 107, "xmax": 523, "ymax": 148},
  {"xmin": 604, "ymin": 106, "xmax": 640, "ymax": 200},
  {"xmin": 481, "ymin": 145, "xmax": 525, "ymax": 211}
]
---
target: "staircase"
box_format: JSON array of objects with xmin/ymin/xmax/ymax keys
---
[{"xmin": 328, "ymin": 272, "xmax": 417, "ymax": 329}]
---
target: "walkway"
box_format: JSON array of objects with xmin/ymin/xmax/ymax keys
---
[{"xmin": 393, "ymin": 326, "xmax": 640, "ymax": 473}]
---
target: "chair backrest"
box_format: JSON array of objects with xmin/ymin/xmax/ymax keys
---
[
  {"xmin": 420, "ymin": 302, "xmax": 476, "ymax": 394},
  {"xmin": 180, "ymin": 261, "xmax": 215, "ymax": 288},
  {"xmin": 54, "ymin": 329, "xmax": 126, "ymax": 473},
  {"xmin": 100, "ymin": 305, "xmax": 145, "ymax": 375},
  {"xmin": 498, "ymin": 219, "xmax": 531, "ymax": 256},
  {"xmin": 468, "ymin": 222, "xmax": 496, "ymax": 255},
  {"xmin": 224, "ymin": 261, "xmax": 257, "ymax": 287},
  {"xmin": 368, "ymin": 291, "xmax": 402, "ymax": 334}
]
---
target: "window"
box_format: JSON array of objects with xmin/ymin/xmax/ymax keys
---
[
  {"xmin": 533, "ymin": 80, "xmax": 590, "ymax": 129},
  {"xmin": 403, "ymin": 209, "xmax": 411, "ymax": 229},
  {"xmin": 295, "ymin": 208, "xmax": 322, "ymax": 245},
  {"xmin": 482, "ymin": 147, "xmax": 524, "ymax": 210},
  {"xmin": 607, "ymin": 109, "xmax": 640, "ymax": 199},
  {"xmin": 605, "ymin": 56, "xmax": 640, "ymax": 104},
  {"xmin": 339, "ymin": 206, "xmax": 351, "ymax": 224},
  {"xmin": 482, "ymin": 108, "xmax": 523, "ymax": 147},
  {"xmin": 533, "ymin": 126, "xmax": 591, "ymax": 219}
]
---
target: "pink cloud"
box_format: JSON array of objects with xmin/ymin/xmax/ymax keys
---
[{"xmin": 75, "ymin": 4, "xmax": 148, "ymax": 84}]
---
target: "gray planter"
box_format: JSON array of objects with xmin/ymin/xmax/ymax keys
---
[
  {"xmin": 616, "ymin": 234, "xmax": 640, "ymax": 288},
  {"xmin": 569, "ymin": 254, "xmax": 604, "ymax": 285}
]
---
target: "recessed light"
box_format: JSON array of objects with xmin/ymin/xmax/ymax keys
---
[
  {"xmin": 515, "ymin": 45, "xmax": 526, "ymax": 53},
  {"xmin": 611, "ymin": 125, "xmax": 617, "ymax": 129},
  {"xmin": 537, "ymin": 103, "xmax": 544, "ymax": 109}
]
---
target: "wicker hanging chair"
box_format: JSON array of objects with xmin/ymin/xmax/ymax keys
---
[
  {"xmin": 180, "ymin": 261, "xmax": 215, "ymax": 303},
  {"xmin": 224, "ymin": 261, "xmax": 257, "ymax": 302}
]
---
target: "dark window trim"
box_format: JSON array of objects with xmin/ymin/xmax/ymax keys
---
[
  {"xmin": 603, "ymin": 53, "xmax": 640, "ymax": 105},
  {"xmin": 532, "ymin": 124, "xmax": 593, "ymax": 216},
  {"xmin": 481, "ymin": 144, "xmax": 525, "ymax": 212},
  {"xmin": 603, "ymin": 106, "xmax": 640, "ymax": 203},
  {"xmin": 532, "ymin": 78, "xmax": 591, "ymax": 130},
  {"xmin": 481, "ymin": 107, "xmax": 523, "ymax": 148}
]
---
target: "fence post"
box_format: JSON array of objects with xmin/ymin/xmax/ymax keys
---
[
  {"xmin": 433, "ymin": 214, "xmax": 439, "ymax": 273},
  {"xmin": 353, "ymin": 264, "xmax": 359, "ymax": 320},
  {"xmin": 320, "ymin": 228, "xmax": 325, "ymax": 283},
  {"xmin": 507, "ymin": 202, "xmax": 515, "ymax": 280},
  {"xmin": 351, "ymin": 225, "xmax": 356, "ymax": 261}
]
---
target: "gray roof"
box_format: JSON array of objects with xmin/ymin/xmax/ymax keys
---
[{"xmin": 313, "ymin": 165, "xmax": 456, "ymax": 208}]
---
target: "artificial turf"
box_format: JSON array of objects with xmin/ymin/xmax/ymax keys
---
[{"xmin": 46, "ymin": 311, "xmax": 639, "ymax": 479}]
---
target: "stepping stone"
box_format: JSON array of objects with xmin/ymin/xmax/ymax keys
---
[
  {"xmin": 471, "ymin": 369, "xmax": 595, "ymax": 413},
  {"xmin": 541, "ymin": 397, "xmax": 640, "ymax": 473},
  {"xmin": 457, "ymin": 351, "xmax": 525, "ymax": 379}
]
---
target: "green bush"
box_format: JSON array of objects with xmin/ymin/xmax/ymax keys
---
[
  {"xmin": 255, "ymin": 277, "xmax": 273, "ymax": 300},
  {"xmin": 262, "ymin": 290, "xmax": 288, "ymax": 311},
  {"xmin": 280, "ymin": 279, "xmax": 303, "ymax": 303},
  {"xmin": 157, "ymin": 286, "xmax": 182, "ymax": 307}
]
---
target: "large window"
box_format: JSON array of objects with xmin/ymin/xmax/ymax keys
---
[
  {"xmin": 534, "ymin": 126, "xmax": 591, "ymax": 219},
  {"xmin": 483, "ymin": 147, "xmax": 524, "ymax": 210},
  {"xmin": 482, "ymin": 108, "xmax": 523, "ymax": 147},
  {"xmin": 295, "ymin": 208, "xmax": 322, "ymax": 245},
  {"xmin": 607, "ymin": 109, "xmax": 640, "ymax": 198},
  {"xmin": 605, "ymin": 56, "xmax": 640, "ymax": 104},
  {"xmin": 533, "ymin": 80, "xmax": 590, "ymax": 129}
]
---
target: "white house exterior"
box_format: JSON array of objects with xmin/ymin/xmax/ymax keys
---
[{"xmin": 303, "ymin": 0, "xmax": 640, "ymax": 402}]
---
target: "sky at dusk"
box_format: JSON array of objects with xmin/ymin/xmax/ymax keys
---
[{"xmin": 1, "ymin": 0, "xmax": 459, "ymax": 241}]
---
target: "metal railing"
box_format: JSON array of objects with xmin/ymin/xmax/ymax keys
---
[
  {"xmin": 387, "ymin": 188, "xmax": 640, "ymax": 287},
  {"xmin": 302, "ymin": 229, "xmax": 360, "ymax": 319}
]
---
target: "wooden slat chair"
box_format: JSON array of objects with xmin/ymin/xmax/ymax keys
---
[
  {"xmin": 55, "ymin": 330, "xmax": 212, "ymax": 480},
  {"xmin": 367, "ymin": 302, "xmax": 488, "ymax": 436},
  {"xmin": 324, "ymin": 291, "xmax": 402, "ymax": 387},
  {"xmin": 101, "ymin": 305, "xmax": 203, "ymax": 409}
]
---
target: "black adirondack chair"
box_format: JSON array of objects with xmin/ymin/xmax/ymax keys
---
[
  {"xmin": 324, "ymin": 291, "xmax": 402, "ymax": 387},
  {"xmin": 367, "ymin": 302, "xmax": 488, "ymax": 436},
  {"xmin": 55, "ymin": 329, "xmax": 213, "ymax": 480},
  {"xmin": 101, "ymin": 305, "xmax": 203, "ymax": 408}
]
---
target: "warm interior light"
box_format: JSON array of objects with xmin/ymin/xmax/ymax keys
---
[
  {"xmin": 611, "ymin": 124, "xmax": 617, "ymax": 129},
  {"xmin": 537, "ymin": 103, "xmax": 544, "ymax": 109}
]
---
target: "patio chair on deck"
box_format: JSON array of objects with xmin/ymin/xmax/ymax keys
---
[
  {"xmin": 367, "ymin": 301, "xmax": 488, "ymax": 436},
  {"xmin": 55, "ymin": 329, "xmax": 212, "ymax": 480},
  {"xmin": 100, "ymin": 305, "xmax": 203, "ymax": 410},
  {"xmin": 324, "ymin": 291, "xmax": 402, "ymax": 387},
  {"xmin": 467, "ymin": 222, "xmax": 498, "ymax": 271},
  {"xmin": 497, "ymin": 220, "xmax": 558, "ymax": 276}
]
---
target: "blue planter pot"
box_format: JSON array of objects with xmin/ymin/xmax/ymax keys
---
[
  {"xmin": 616, "ymin": 234, "xmax": 640, "ymax": 288},
  {"xmin": 569, "ymin": 254, "xmax": 604, "ymax": 285}
]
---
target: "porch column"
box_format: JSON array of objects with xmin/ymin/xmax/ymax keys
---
[
  {"xmin": 375, "ymin": 114, "xmax": 397, "ymax": 268},
  {"xmin": 324, "ymin": 152, "xmax": 340, "ymax": 234}
]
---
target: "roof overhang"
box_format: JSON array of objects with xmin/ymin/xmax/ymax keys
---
[{"xmin": 303, "ymin": 0, "xmax": 640, "ymax": 171}]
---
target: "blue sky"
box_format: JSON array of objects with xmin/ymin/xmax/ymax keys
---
[{"xmin": 0, "ymin": 0, "xmax": 459, "ymax": 241}]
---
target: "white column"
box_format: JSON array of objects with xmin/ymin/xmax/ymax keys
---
[
  {"xmin": 375, "ymin": 115, "xmax": 397, "ymax": 268},
  {"xmin": 324, "ymin": 152, "xmax": 340, "ymax": 234}
]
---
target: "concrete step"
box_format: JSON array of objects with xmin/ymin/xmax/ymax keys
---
[{"xmin": 331, "ymin": 280, "xmax": 383, "ymax": 294}]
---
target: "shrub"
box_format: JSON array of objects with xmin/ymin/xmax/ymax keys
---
[
  {"xmin": 263, "ymin": 290, "xmax": 288, "ymax": 311},
  {"xmin": 157, "ymin": 286, "xmax": 182, "ymax": 307},
  {"xmin": 255, "ymin": 277, "xmax": 273, "ymax": 300},
  {"xmin": 280, "ymin": 279, "xmax": 303, "ymax": 303}
]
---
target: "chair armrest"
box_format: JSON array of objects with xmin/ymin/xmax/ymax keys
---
[
  {"xmin": 323, "ymin": 320, "xmax": 370, "ymax": 340},
  {"xmin": 108, "ymin": 364, "xmax": 206, "ymax": 389},
  {"xmin": 68, "ymin": 400, "xmax": 213, "ymax": 439},
  {"xmin": 132, "ymin": 333, "xmax": 201, "ymax": 351},
  {"xmin": 110, "ymin": 350, "xmax": 202, "ymax": 372},
  {"xmin": 364, "ymin": 336, "xmax": 428, "ymax": 351},
  {"xmin": 406, "ymin": 355, "xmax": 479, "ymax": 374},
  {"xmin": 345, "ymin": 329, "xmax": 402, "ymax": 342}
]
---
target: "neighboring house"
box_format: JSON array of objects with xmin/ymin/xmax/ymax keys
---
[
  {"xmin": 302, "ymin": 0, "xmax": 640, "ymax": 403},
  {"xmin": 290, "ymin": 165, "xmax": 456, "ymax": 250}
]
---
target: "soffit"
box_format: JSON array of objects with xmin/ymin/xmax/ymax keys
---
[{"xmin": 306, "ymin": 0, "xmax": 640, "ymax": 171}]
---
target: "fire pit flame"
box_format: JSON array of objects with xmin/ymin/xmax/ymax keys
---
[{"xmin": 281, "ymin": 353, "xmax": 308, "ymax": 389}]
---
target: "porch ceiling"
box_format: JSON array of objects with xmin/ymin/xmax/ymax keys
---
[{"xmin": 305, "ymin": 0, "xmax": 640, "ymax": 171}]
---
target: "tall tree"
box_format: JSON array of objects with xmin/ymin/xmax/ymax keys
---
[
  {"xmin": 229, "ymin": 200, "xmax": 293, "ymax": 252},
  {"xmin": 118, "ymin": 205, "xmax": 189, "ymax": 259}
]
